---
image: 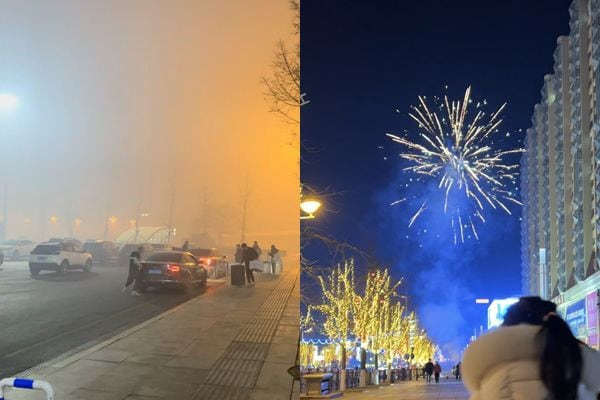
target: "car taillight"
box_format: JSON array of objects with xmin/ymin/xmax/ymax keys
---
[{"xmin": 167, "ymin": 264, "xmax": 180, "ymax": 272}]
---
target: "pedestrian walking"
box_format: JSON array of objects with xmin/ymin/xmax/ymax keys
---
[
  {"xmin": 252, "ymin": 241, "xmax": 262, "ymax": 258},
  {"xmin": 463, "ymin": 296, "xmax": 600, "ymax": 400},
  {"xmin": 241, "ymin": 243, "xmax": 257, "ymax": 288},
  {"xmin": 182, "ymin": 240, "xmax": 190, "ymax": 251},
  {"xmin": 235, "ymin": 244, "xmax": 243, "ymax": 264},
  {"xmin": 424, "ymin": 359, "xmax": 434, "ymax": 384},
  {"xmin": 268, "ymin": 244, "xmax": 281, "ymax": 274},
  {"xmin": 122, "ymin": 245, "xmax": 144, "ymax": 296},
  {"xmin": 433, "ymin": 361, "xmax": 441, "ymax": 384},
  {"xmin": 454, "ymin": 362, "xmax": 461, "ymax": 380}
]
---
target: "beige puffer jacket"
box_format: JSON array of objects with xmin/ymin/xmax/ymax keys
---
[{"xmin": 462, "ymin": 324, "xmax": 600, "ymax": 400}]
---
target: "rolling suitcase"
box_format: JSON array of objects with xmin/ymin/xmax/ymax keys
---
[{"xmin": 230, "ymin": 263, "xmax": 245, "ymax": 286}]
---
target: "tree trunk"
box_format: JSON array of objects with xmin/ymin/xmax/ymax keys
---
[
  {"xmin": 359, "ymin": 347, "xmax": 367, "ymax": 387},
  {"xmin": 339, "ymin": 346, "xmax": 347, "ymax": 391},
  {"xmin": 374, "ymin": 353, "xmax": 379, "ymax": 384}
]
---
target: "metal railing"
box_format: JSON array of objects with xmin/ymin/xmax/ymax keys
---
[{"xmin": 0, "ymin": 378, "xmax": 54, "ymax": 400}]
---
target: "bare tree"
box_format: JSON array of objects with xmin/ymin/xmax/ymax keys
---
[{"xmin": 262, "ymin": 1, "xmax": 301, "ymax": 128}]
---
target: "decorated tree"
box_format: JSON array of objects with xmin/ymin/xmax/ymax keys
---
[
  {"xmin": 352, "ymin": 268, "xmax": 400, "ymax": 384},
  {"xmin": 306, "ymin": 259, "xmax": 356, "ymax": 390}
]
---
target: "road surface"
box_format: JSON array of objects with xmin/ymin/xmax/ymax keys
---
[{"xmin": 0, "ymin": 260, "xmax": 222, "ymax": 378}]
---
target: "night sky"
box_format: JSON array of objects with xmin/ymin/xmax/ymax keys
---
[{"xmin": 300, "ymin": 0, "xmax": 571, "ymax": 358}]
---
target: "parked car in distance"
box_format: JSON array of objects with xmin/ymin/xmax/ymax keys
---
[
  {"xmin": 29, "ymin": 241, "xmax": 92, "ymax": 275},
  {"xmin": 83, "ymin": 240, "xmax": 119, "ymax": 264},
  {"xmin": 118, "ymin": 243, "xmax": 154, "ymax": 265},
  {"xmin": 48, "ymin": 237, "xmax": 83, "ymax": 247},
  {"xmin": 0, "ymin": 239, "xmax": 37, "ymax": 260},
  {"xmin": 138, "ymin": 251, "xmax": 207, "ymax": 292}
]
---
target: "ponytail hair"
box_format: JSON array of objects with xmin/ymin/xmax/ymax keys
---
[
  {"xmin": 503, "ymin": 297, "xmax": 583, "ymax": 400},
  {"xmin": 538, "ymin": 313, "xmax": 582, "ymax": 400}
]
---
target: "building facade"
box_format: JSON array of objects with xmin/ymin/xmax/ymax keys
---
[{"xmin": 521, "ymin": 0, "xmax": 599, "ymax": 349}]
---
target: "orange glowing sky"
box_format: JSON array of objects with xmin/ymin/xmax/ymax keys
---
[{"xmin": 0, "ymin": 0, "xmax": 299, "ymax": 253}]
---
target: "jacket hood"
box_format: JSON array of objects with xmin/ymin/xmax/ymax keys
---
[{"xmin": 462, "ymin": 324, "xmax": 542, "ymax": 393}]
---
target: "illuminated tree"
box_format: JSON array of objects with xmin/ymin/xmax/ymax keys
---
[
  {"xmin": 352, "ymin": 268, "xmax": 400, "ymax": 379},
  {"xmin": 306, "ymin": 259, "xmax": 356, "ymax": 390}
]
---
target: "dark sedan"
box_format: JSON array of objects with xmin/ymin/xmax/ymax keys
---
[{"xmin": 138, "ymin": 251, "xmax": 207, "ymax": 292}]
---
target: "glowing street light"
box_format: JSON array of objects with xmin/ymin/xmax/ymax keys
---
[
  {"xmin": 0, "ymin": 93, "xmax": 19, "ymax": 112},
  {"xmin": 74, "ymin": 218, "xmax": 83, "ymax": 226},
  {"xmin": 300, "ymin": 199, "xmax": 321, "ymax": 220},
  {"xmin": 108, "ymin": 216, "xmax": 118, "ymax": 224},
  {"xmin": 475, "ymin": 298, "xmax": 490, "ymax": 304},
  {"xmin": 49, "ymin": 216, "xmax": 58, "ymax": 224}
]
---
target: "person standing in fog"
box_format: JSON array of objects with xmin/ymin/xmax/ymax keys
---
[
  {"xmin": 235, "ymin": 244, "xmax": 243, "ymax": 264},
  {"xmin": 268, "ymin": 244, "xmax": 280, "ymax": 274},
  {"xmin": 122, "ymin": 245, "xmax": 144, "ymax": 296},
  {"xmin": 241, "ymin": 243, "xmax": 257, "ymax": 288},
  {"xmin": 253, "ymin": 241, "xmax": 262, "ymax": 258},
  {"xmin": 182, "ymin": 240, "xmax": 190, "ymax": 251}
]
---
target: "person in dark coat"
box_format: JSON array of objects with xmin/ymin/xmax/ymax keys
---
[
  {"xmin": 455, "ymin": 362, "xmax": 461, "ymax": 380},
  {"xmin": 433, "ymin": 361, "xmax": 442, "ymax": 383},
  {"xmin": 424, "ymin": 359, "xmax": 434, "ymax": 384},
  {"xmin": 182, "ymin": 241, "xmax": 190, "ymax": 251},
  {"xmin": 122, "ymin": 245, "xmax": 144, "ymax": 296},
  {"xmin": 241, "ymin": 243, "xmax": 257, "ymax": 287}
]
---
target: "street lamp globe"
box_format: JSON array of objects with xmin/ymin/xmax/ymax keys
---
[{"xmin": 300, "ymin": 199, "xmax": 321, "ymax": 215}]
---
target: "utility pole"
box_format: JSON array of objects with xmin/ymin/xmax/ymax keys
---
[
  {"xmin": 240, "ymin": 176, "xmax": 249, "ymax": 243},
  {"xmin": 167, "ymin": 181, "xmax": 175, "ymax": 245},
  {"xmin": 103, "ymin": 201, "xmax": 110, "ymax": 241},
  {"xmin": 67, "ymin": 198, "xmax": 73, "ymax": 238},
  {"xmin": 203, "ymin": 186, "xmax": 208, "ymax": 235},
  {"xmin": 134, "ymin": 187, "xmax": 142, "ymax": 243},
  {"xmin": 1, "ymin": 180, "xmax": 7, "ymax": 240}
]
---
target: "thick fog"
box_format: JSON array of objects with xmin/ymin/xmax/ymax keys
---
[{"xmin": 0, "ymin": 0, "xmax": 299, "ymax": 254}]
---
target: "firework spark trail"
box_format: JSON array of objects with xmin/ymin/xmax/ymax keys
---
[{"xmin": 388, "ymin": 86, "xmax": 523, "ymax": 242}]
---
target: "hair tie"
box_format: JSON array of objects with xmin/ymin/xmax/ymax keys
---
[{"xmin": 543, "ymin": 312, "xmax": 558, "ymax": 322}]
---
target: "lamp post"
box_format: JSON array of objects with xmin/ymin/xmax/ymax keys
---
[{"xmin": 0, "ymin": 93, "xmax": 19, "ymax": 240}]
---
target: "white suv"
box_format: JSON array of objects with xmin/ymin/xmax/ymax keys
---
[{"xmin": 29, "ymin": 241, "xmax": 92, "ymax": 275}]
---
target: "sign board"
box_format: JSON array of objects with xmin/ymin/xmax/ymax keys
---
[
  {"xmin": 586, "ymin": 291, "xmax": 599, "ymax": 348},
  {"xmin": 565, "ymin": 299, "xmax": 586, "ymax": 339},
  {"xmin": 487, "ymin": 298, "xmax": 519, "ymax": 329}
]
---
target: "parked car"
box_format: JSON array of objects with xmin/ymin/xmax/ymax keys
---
[
  {"xmin": 29, "ymin": 241, "xmax": 92, "ymax": 275},
  {"xmin": 0, "ymin": 239, "xmax": 37, "ymax": 260},
  {"xmin": 138, "ymin": 251, "xmax": 207, "ymax": 292},
  {"xmin": 118, "ymin": 243, "xmax": 154, "ymax": 265},
  {"xmin": 83, "ymin": 240, "xmax": 119, "ymax": 264},
  {"xmin": 48, "ymin": 237, "xmax": 83, "ymax": 247}
]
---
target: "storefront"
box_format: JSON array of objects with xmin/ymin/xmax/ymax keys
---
[{"xmin": 553, "ymin": 272, "xmax": 599, "ymax": 350}]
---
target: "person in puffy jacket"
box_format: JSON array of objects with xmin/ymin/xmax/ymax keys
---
[{"xmin": 462, "ymin": 296, "xmax": 600, "ymax": 400}]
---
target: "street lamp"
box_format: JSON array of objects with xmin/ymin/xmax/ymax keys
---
[
  {"xmin": 0, "ymin": 93, "xmax": 19, "ymax": 240},
  {"xmin": 300, "ymin": 199, "xmax": 321, "ymax": 220},
  {"xmin": 0, "ymin": 93, "xmax": 19, "ymax": 113}
]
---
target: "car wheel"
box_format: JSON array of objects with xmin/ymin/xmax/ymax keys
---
[
  {"xmin": 12, "ymin": 250, "xmax": 19, "ymax": 260},
  {"xmin": 57, "ymin": 260, "xmax": 69, "ymax": 275},
  {"xmin": 83, "ymin": 259, "xmax": 92, "ymax": 272},
  {"xmin": 29, "ymin": 266, "xmax": 40, "ymax": 276}
]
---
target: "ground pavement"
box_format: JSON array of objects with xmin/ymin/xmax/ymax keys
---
[
  {"xmin": 2, "ymin": 263, "xmax": 300, "ymax": 400},
  {"xmin": 342, "ymin": 379, "xmax": 469, "ymax": 400}
]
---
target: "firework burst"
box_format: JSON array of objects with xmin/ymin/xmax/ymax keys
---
[{"xmin": 388, "ymin": 86, "xmax": 523, "ymax": 243}]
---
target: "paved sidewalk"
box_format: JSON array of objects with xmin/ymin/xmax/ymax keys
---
[
  {"xmin": 4, "ymin": 264, "xmax": 300, "ymax": 400},
  {"xmin": 343, "ymin": 379, "xmax": 469, "ymax": 400}
]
